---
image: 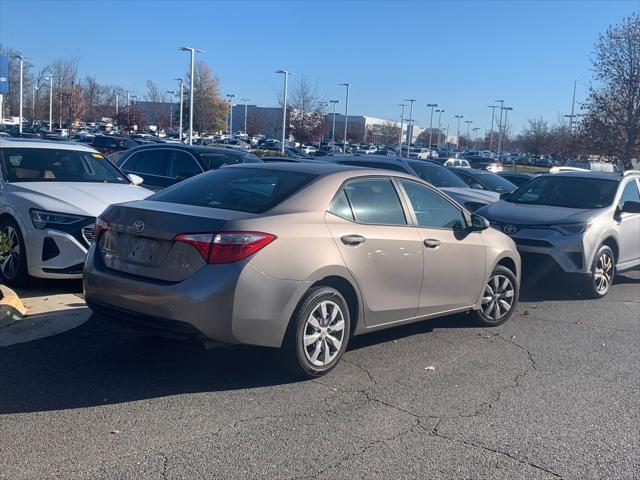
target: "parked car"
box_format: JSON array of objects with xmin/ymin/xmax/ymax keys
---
[
  {"xmin": 0, "ymin": 138, "xmax": 152, "ymax": 285},
  {"xmin": 84, "ymin": 163, "xmax": 520, "ymax": 377},
  {"xmin": 115, "ymin": 144, "xmax": 263, "ymax": 190},
  {"xmin": 443, "ymin": 158, "xmax": 471, "ymax": 168},
  {"xmin": 450, "ymin": 168, "xmax": 518, "ymax": 194},
  {"xmin": 498, "ymin": 172, "xmax": 536, "ymax": 187},
  {"xmin": 322, "ymin": 156, "xmax": 500, "ymax": 211},
  {"xmin": 478, "ymin": 171, "xmax": 640, "ymax": 298},
  {"xmin": 91, "ymin": 135, "xmax": 139, "ymax": 155}
]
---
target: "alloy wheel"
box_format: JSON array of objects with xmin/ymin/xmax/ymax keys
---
[
  {"xmin": 594, "ymin": 251, "xmax": 613, "ymax": 295},
  {"xmin": 0, "ymin": 226, "xmax": 21, "ymax": 280},
  {"xmin": 303, "ymin": 300, "xmax": 345, "ymax": 367},
  {"xmin": 481, "ymin": 274, "xmax": 515, "ymax": 321}
]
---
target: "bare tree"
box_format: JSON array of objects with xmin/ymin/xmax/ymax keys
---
[
  {"xmin": 287, "ymin": 75, "xmax": 325, "ymax": 144},
  {"xmin": 144, "ymin": 80, "xmax": 168, "ymax": 133}
]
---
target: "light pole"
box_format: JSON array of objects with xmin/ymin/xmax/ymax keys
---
[
  {"xmin": 568, "ymin": 78, "xmax": 582, "ymax": 133},
  {"xmin": 127, "ymin": 90, "xmax": 131, "ymax": 106},
  {"xmin": 404, "ymin": 99, "xmax": 415, "ymax": 157},
  {"xmin": 339, "ymin": 83, "xmax": 351, "ymax": 150},
  {"xmin": 276, "ymin": 70, "xmax": 293, "ymax": 154},
  {"xmin": 32, "ymin": 84, "xmax": 38, "ymax": 122},
  {"xmin": 465, "ymin": 120, "xmax": 473, "ymax": 147},
  {"xmin": 435, "ymin": 108, "xmax": 444, "ymax": 149},
  {"xmin": 226, "ymin": 94, "xmax": 236, "ymax": 135},
  {"xmin": 167, "ymin": 91, "xmax": 176, "ymax": 130},
  {"xmin": 487, "ymin": 104, "xmax": 499, "ymax": 153},
  {"xmin": 114, "ymin": 91, "xmax": 119, "ymax": 118},
  {"xmin": 329, "ymin": 99, "xmax": 339, "ymax": 145},
  {"xmin": 179, "ymin": 46, "xmax": 204, "ymax": 145},
  {"xmin": 494, "ymin": 99, "xmax": 505, "ymax": 157},
  {"xmin": 398, "ymin": 103, "xmax": 407, "ymax": 153},
  {"xmin": 15, "ymin": 55, "xmax": 24, "ymax": 133},
  {"xmin": 427, "ymin": 103, "xmax": 438, "ymax": 150},
  {"xmin": 472, "ymin": 127, "xmax": 480, "ymax": 149},
  {"xmin": 241, "ymin": 98, "xmax": 250, "ymax": 134},
  {"xmin": 174, "ymin": 78, "xmax": 184, "ymax": 142},
  {"xmin": 45, "ymin": 76, "xmax": 54, "ymax": 131},
  {"xmin": 454, "ymin": 115, "xmax": 464, "ymax": 148},
  {"xmin": 497, "ymin": 106, "xmax": 512, "ymax": 162}
]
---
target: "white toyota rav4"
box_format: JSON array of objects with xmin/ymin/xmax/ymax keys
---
[{"xmin": 0, "ymin": 138, "xmax": 152, "ymax": 286}]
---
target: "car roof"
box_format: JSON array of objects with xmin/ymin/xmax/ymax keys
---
[
  {"xmin": 449, "ymin": 167, "xmax": 492, "ymax": 175},
  {"xmin": 325, "ymin": 154, "xmax": 410, "ymax": 165},
  {"xmin": 122, "ymin": 143, "xmax": 256, "ymax": 155},
  {"xmin": 544, "ymin": 171, "xmax": 626, "ymax": 180},
  {"xmin": 226, "ymin": 160, "xmax": 419, "ymax": 179},
  {"xmin": 0, "ymin": 137, "xmax": 97, "ymax": 152}
]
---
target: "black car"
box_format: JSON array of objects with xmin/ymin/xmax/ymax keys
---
[
  {"xmin": 449, "ymin": 167, "xmax": 517, "ymax": 194},
  {"xmin": 91, "ymin": 135, "xmax": 139, "ymax": 155},
  {"xmin": 498, "ymin": 172, "xmax": 536, "ymax": 187},
  {"xmin": 115, "ymin": 144, "xmax": 262, "ymax": 190},
  {"xmin": 261, "ymin": 156, "xmax": 329, "ymax": 164}
]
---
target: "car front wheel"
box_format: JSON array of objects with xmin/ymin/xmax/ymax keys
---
[
  {"xmin": 283, "ymin": 286, "xmax": 351, "ymax": 378},
  {"xmin": 584, "ymin": 245, "xmax": 615, "ymax": 299},
  {"xmin": 0, "ymin": 217, "xmax": 29, "ymax": 287},
  {"xmin": 472, "ymin": 265, "xmax": 519, "ymax": 326}
]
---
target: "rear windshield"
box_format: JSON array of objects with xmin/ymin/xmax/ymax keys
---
[
  {"xmin": 408, "ymin": 162, "xmax": 467, "ymax": 188},
  {"xmin": 150, "ymin": 167, "xmax": 317, "ymax": 213}
]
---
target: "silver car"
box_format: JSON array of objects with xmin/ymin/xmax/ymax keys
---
[
  {"xmin": 84, "ymin": 163, "xmax": 520, "ymax": 377},
  {"xmin": 478, "ymin": 171, "xmax": 640, "ymax": 298}
]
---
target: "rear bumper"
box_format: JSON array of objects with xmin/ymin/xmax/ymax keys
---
[{"xmin": 83, "ymin": 245, "xmax": 310, "ymax": 347}]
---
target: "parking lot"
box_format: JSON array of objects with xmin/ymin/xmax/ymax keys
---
[{"xmin": 0, "ymin": 271, "xmax": 637, "ymax": 480}]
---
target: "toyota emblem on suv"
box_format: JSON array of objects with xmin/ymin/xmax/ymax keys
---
[
  {"xmin": 133, "ymin": 220, "xmax": 145, "ymax": 233},
  {"xmin": 502, "ymin": 224, "xmax": 517, "ymax": 235}
]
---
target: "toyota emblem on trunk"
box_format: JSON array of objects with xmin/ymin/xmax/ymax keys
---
[
  {"xmin": 502, "ymin": 224, "xmax": 517, "ymax": 235},
  {"xmin": 133, "ymin": 220, "xmax": 145, "ymax": 233}
]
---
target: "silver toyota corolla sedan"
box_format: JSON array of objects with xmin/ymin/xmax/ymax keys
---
[{"xmin": 84, "ymin": 163, "xmax": 520, "ymax": 377}]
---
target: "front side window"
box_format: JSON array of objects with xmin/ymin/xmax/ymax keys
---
[
  {"xmin": 131, "ymin": 150, "xmax": 167, "ymax": 176},
  {"xmin": 1, "ymin": 147, "xmax": 129, "ymax": 183},
  {"xmin": 400, "ymin": 180, "xmax": 466, "ymax": 229},
  {"xmin": 619, "ymin": 180, "xmax": 640, "ymax": 209},
  {"xmin": 342, "ymin": 178, "xmax": 406, "ymax": 225}
]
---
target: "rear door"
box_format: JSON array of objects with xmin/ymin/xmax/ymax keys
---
[
  {"xmin": 397, "ymin": 179, "xmax": 486, "ymax": 315},
  {"xmin": 325, "ymin": 177, "xmax": 423, "ymax": 326}
]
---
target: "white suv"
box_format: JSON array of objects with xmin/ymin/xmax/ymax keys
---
[
  {"xmin": 478, "ymin": 171, "xmax": 640, "ymax": 298},
  {"xmin": 0, "ymin": 138, "xmax": 152, "ymax": 285}
]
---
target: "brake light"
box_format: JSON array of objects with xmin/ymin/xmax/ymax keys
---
[
  {"xmin": 95, "ymin": 216, "xmax": 112, "ymax": 240},
  {"xmin": 174, "ymin": 231, "xmax": 276, "ymax": 264}
]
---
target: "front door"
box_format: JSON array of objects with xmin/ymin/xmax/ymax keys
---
[
  {"xmin": 617, "ymin": 179, "xmax": 640, "ymax": 266},
  {"xmin": 325, "ymin": 177, "xmax": 423, "ymax": 326}
]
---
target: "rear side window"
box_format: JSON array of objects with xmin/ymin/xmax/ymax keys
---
[
  {"xmin": 151, "ymin": 167, "xmax": 317, "ymax": 214},
  {"xmin": 129, "ymin": 150, "xmax": 167, "ymax": 176},
  {"xmin": 341, "ymin": 178, "xmax": 406, "ymax": 225},
  {"xmin": 168, "ymin": 150, "xmax": 201, "ymax": 179},
  {"xmin": 328, "ymin": 190, "xmax": 354, "ymax": 221}
]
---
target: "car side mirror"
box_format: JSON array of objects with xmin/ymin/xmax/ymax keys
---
[
  {"xmin": 470, "ymin": 214, "xmax": 490, "ymax": 231},
  {"xmin": 127, "ymin": 174, "xmax": 144, "ymax": 186},
  {"xmin": 621, "ymin": 200, "xmax": 640, "ymax": 214},
  {"xmin": 500, "ymin": 192, "xmax": 511, "ymax": 200}
]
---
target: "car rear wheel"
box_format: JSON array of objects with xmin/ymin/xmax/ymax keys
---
[
  {"xmin": 0, "ymin": 218, "xmax": 29, "ymax": 287},
  {"xmin": 472, "ymin": 265, "xmax": 518, "ymax": 326},
  {"xmin": 584, "ymin": 245, "xmax": 615, "ymax": 299},
  {"xmin": 283, "ymin": 286, "xmax": 351, "ymax": 378}
]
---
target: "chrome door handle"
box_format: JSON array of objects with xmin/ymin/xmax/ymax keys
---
[
  {"xmin": 341, "ymin": 234, "xmax": 366, "ymax": 246},
  {"xmin": 423, "ymin": 239, "xmax": 441, "ymax": 248}
]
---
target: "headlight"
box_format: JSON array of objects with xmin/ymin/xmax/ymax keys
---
[
  {"xmin": 464, "ymin": 202, "xmax": 486, "ymax": 212},
  {"xmin": 30, "ymin": 209, "xmax": 86, "ymax": 230},
  {"xmin": 553, "ymin": 223, "xmax": 591, "ymax": 235}
]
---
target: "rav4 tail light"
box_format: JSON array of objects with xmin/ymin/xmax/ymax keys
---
[{"xmin": 174, "ymin": 231, "xmax": 276, "ymax": 264}]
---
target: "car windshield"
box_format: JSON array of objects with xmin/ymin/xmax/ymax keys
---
[
  {"xmin": 507, "ymin": 175, "xmax": 618, "ymax": 208},
  {"xmin": 150, "ymin": 167, "xmax": 317, "ymax": 213},
  {"xmin": 1, "ymin": 147, "xmax": 129, "ymax": 183},
  {"xmin": 408, "ymin": 162, "xmax": 468, "ymax": 188},
  {"xmin": 474, "ymin": 172, "xmax": 516, "ymax": 192}
]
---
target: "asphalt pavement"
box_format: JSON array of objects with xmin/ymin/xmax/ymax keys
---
[{"xmin": 0, "ymin": 271, "xmax": 638, "ymax": 480}]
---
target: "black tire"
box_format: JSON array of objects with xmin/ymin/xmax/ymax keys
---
[
  {"xmin": 282, "ymin": 286, "xmax": 351, "ymax": 378},
  {"xmin": 471, "ymin": 265, "xmax": 519, "ymax": 327},
  {"xmin": 583, "ymin": 245, "xmax": 615, "ymax": 299},
  {"xmin": 0, "ymin": 217, "xmax": 29, "ymax": 287}
]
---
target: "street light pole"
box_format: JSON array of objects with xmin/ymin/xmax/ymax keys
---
[
  {"xmin": 226, "ymin": 94, "xmax": 236, "ymax": 135},
  {"xmin": 276, "ymin": 70, "xmax": 293, "ymax": 154},
  {"xmin": 569, "ymin": 79, "xmax": 581, "ymax": 133},
  {"xmin": 497, "ymin": 106, "xmax": 512, "ymax": 162},
  {"xmin": 472, "ymin": 127, "xmax": 480, "ymax": 149},
  {"xmin": 398, "ymin": 103, "xmax": 406, "ymax": 154},
  {"xmin": 494, "ymin": 99, "xmax": 505, "ymax": 158},
  {"xmin": 167, "ymin": 91, "xmax": 176, "ymax": 130},
  {"xmin": 174, "ymin": 78, "xmax": 184, "ymax": 142},
  {"xmin": 329, "ymin": 99, "xmax": 339, "ymax": 145},
  {"xmin": 339, "ymin": 83, "xmax": 351, "ymax": 150},
  {"xmin": 454, "ymin": 115, "xmax": 464, "ymax": 148},
  {"xmin": 32, "ymin": 84, "xmax": 38, "ymax": 122},
  {"xmin": 241, "ymin": 98, "xmax": 250, "ymax": 134},
  {"xmin": 487, "ymin": 105, "xmax": 499, "ymax": 153},
  {"xmin": 404, "ymin": 99, "xmax": 415, "ymax": 157},
  {"xmin": 45, "ymin": 76, "xmax": 54, "ymax": 131},
  {"xmin": 435, "ymin": 108, "xmax": 444, "ymax": 149},
  {"xmin": 15, "ymin": 55, "xmax": 24, "ymax": 133},
  {"xmin": 427, "ymin": 103, "xmax": 438, "ymax": 151},
  {"xmin": 179, "ymin": 46, "xmax": 204, "ymax": 145},
  {"xmin": 465, "ymin": 120, "xmax": 473, "ymax": 147}
]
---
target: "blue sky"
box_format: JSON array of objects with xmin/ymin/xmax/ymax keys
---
[{"xmin": 1, "ymin": 0, "xmax": 638, "ymax": 133}]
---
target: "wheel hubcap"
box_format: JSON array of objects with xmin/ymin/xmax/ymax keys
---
[
  {"xmin": 594, "ymin": 252, "xmax": 613, "ymax": 294},
  {"xmin": 481, "ymin": 274, "xmax": 515, "ymax": 321},
  {"xmin": 303, "ymin": 300, "xmax": 345, "ymax": 367},
  {"xmin": 0, "ymin": 226, "xmax": 21, "ymax": 280}
]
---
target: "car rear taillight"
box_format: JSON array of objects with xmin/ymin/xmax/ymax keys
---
[
  {"xmin": 95, "ymin": 216, "xmax": 112, "ymax": 240},
  {"xmin": 174, "ymin": 231, "xmax": 276, "ymax": 264}
]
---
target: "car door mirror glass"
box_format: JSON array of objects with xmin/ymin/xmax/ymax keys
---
[{"xmin": 621, "ymin": 200, "xmax": 640, "ymax": 214}]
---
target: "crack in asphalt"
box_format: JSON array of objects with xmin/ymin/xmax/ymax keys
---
[{"xmin": 158, "ymin": 452, "xmax": 169, "ymax": 480}]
